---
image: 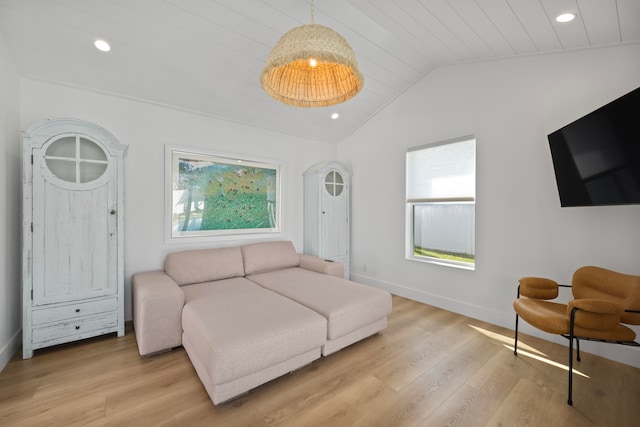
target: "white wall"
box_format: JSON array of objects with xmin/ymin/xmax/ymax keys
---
[
  {"xmin": 20, "ymin": 80, "xmax": 337, "ymax": 321},
  {"xmin": 339, "ymin": 44, "xmax": 640, "ymax": 367},
  {"xmin": 7, "ymin": 42, "xmax": 640, "ymax": 370},
  {"xmin": 0, "ymin": 29, "xmax": 22, "ymax": 371}
]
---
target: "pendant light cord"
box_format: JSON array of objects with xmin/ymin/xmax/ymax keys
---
[{"xmin": 310, "ymin": 0, "xmax": 315, "ymax": 23}]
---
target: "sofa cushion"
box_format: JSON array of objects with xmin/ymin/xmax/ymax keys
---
[
  {"xmin": 247, "ymin": 267, "xmax": 392, "ymax": 340},
  {"xmin": 181, "ymin": 287, "xmax": 326, "ymax": 385},
  {"xmin": 164, "ymin": 246, "xmax": 245, "ymax": 286},
  {"xmin": 241, "ymin": 241, "xmax": 300, "ymax": 275},
  {"xmin": 181, "ymin": 277, "xmax": 263, "ymax": 304}
]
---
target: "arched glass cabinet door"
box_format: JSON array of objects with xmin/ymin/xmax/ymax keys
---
[
  {"xmin": 324, "ymin": 170, "xmax": 345, "ymax": 197},
  {"xmin": 44, "ymin": 135, "xmax": 109, "ymax": 184}
]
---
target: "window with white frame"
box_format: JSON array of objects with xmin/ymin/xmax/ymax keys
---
[{"xmin": 406, "ymin": 135, "xmax": 476, "ymax": 269}]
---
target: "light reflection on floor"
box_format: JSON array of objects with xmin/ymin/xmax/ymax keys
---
[{"xmin": 468, "ymin": 324, "xmax": 589, "ymax": 378}]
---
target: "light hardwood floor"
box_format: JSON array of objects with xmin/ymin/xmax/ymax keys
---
[{"xmin": 1, "ymin": 295, "xmax": 639, "ymax": 426}]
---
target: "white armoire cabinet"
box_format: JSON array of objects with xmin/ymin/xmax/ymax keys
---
[
  {"xmin": 22, "ymin": 119, "xmax": 128, "ymax": 359},
  {"xmin": 304, "ymin": 161, "xmax": 350, "ymax": 279}
]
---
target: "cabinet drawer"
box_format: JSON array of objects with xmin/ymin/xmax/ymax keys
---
[
  {"xmin": 32, "ymin": 298, "xmax": 117, "ymax": 325},
  {"xmin": 32, "ymin": 312, "xmax": 117, "ymax": 344}
]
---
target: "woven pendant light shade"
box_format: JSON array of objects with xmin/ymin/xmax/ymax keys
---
[{"xmin": 260, "ymin": 23, "xmax": 364, "ymax": 108}]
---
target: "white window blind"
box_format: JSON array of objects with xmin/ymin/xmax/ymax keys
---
[{"xmin": 407, "ymin": 136, "xmax": 476, "ymax": 202}]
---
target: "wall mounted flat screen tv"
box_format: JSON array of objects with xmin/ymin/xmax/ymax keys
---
[{"xmin": 548, "ymin": 86, "xmax": 640, "ymax": 207}]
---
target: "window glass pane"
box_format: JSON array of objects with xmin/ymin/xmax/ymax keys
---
[
  {"xmin": 79, "ymin": 138, "xmax": 107, "ymax": 161},
  {"xmin": 79, "ymin": 162, "xmax": 108, "ymax": 183},
  {"xmin": 413, "ymin": 202, "xmax": 475, "ymax": 264},
  {"xmin": 45, "ymin": 136, "xmax": 76, "ymax": 159},
  {"xmin": 45, "ymin": 158, "xmax": 76, "ymax": 182}
]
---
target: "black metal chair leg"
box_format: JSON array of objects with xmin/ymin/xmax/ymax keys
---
[
  {"xmin": 576, "ymin": 337, "xmax": 581, "ymax": 362},
  {"xmin": 514, "ymin": 314, "xmax": 519, "ymax": 356},
  {"xmin": 568, "ymin": 338, "xmax": 574, "ymax": 405},
  {"xmin": 568, "ymin": 307, "xmax": 578, "ymax": 406},
  {"xmin": 514, "ymin": 285, "xmax": 520, "ymax": 356}
]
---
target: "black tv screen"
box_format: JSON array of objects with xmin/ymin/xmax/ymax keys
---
[{"xmin": 548, "ymin": 86, "xmax": 640, "ymax": 207}]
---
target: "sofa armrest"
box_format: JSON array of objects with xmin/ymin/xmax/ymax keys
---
[
  {"xmin": 299, "ymin": 254, "xmax": 344, "ymax": 278},
  {"xmin": 132, "ymin": 270, "xmax": 185, "ymax": 356}
]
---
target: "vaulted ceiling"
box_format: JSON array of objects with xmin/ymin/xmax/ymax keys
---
[{"xmin": 1, "ymin": 0, "xmax": 638, "ymax": 143}]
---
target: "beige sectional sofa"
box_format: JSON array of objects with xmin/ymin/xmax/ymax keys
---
[{"xmin": 132, "ymin": 240, "xmax": 392, "ymax": 405}]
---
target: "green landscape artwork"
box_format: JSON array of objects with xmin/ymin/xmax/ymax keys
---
[{"xmin": 171, "ymin": 152, "xmax": 279, "ymax": 237}]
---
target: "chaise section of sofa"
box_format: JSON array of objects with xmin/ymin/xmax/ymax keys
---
[{"xmin": 241, "ymin": 241, "xmax": 393, "ymax": 355}]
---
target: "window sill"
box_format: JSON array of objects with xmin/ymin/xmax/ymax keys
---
[{"xmin": 406, "ymin": 255, "xmax": 475, "ymax": 271}]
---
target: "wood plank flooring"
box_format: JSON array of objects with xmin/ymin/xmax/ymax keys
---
[{"xmin": 1, "ymin": 295, "xmax": 639, "ymax": 426}]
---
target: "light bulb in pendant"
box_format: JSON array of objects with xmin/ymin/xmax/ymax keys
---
[{"xmin": 309, "ymin": 57, "xmax": 317, "ymax": 68}]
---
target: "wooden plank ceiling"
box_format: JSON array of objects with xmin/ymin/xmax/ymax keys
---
[{"xmin": 1, "ymin": 0, "xmax": 638, "ymax": 143}]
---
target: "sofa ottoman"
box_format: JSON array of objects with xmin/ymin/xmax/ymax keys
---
[{"xmin": 181, "ymin": 278, "xmax": 326, "ymax": 404}]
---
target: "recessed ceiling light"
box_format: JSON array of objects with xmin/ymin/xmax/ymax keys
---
[
  {"xmin": 556, "ymin": 13, "xmax": 576, "ymax": 23},
  {"xmin": 94, "ymin": 39, "xmax": 111, "ymax": 52},
  {"xmin": 331, "ymin": 113, "xmax": 340, "ymax": 120}
]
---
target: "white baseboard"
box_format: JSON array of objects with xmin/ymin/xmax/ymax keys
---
[
  {"xmin": 0, "ymin": 329, "xmax": 21, "ymax": 372},
  {"xmin": 350, "ymin": 273, "xmax": 640, "ymax": 369}
]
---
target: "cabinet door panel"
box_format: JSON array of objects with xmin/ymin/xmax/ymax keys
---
[
  {"xmin": 32, "ymin": 147, "xmax": 117, "ymax": 306},
  {"xmin": 320, "ymin": 192, "xmax": 348, "ymax": 259}
]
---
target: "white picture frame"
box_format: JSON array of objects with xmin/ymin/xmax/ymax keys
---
[{"xmin": 165, "ymin": 146, "xmax": 281, "ymax": 242}]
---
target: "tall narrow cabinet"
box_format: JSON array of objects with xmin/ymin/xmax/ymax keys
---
[
  {"xmin": 22, "ymin": 119, "xmax": 128, "ymax": 359},
  {"xmin": 304, "ymin": 161, "xmax": 350, "ymax": 279}
]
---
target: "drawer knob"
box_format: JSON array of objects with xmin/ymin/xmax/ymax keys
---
[
  {"xmin": 75, "ymin": 309, "xmax": 80, "ymax": 313},
  {"xmin": 75, "ymin": 326, "xmax": 80, "ymax": 330}
]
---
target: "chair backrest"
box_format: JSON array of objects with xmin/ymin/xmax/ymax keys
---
[{"xmin": 572, "ymin": 266, "xmax": 640, "ymax": 325}]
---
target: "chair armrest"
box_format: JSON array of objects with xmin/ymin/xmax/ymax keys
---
[
  {"xmin": 569, "ymin": 299, "xmax": 623, "ymax": 314},
  {"xmin": 518, "ymin": 277, "xmax": 559, "ymax": 300},
  {"xmin": 132, "ymin": 270, "xmax": 185, "ymax": 356},
  {"xmin": 568, "ymin": 299, "xmax": 623, "ymax": 331},
  {"xmin": 299, "ymin": 254, "xmax": 344, "ymax": 278}
]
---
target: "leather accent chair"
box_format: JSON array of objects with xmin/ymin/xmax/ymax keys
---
[{"xmin": 513, "ymin": 266, "xmax": 640, "ymax": 405}]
